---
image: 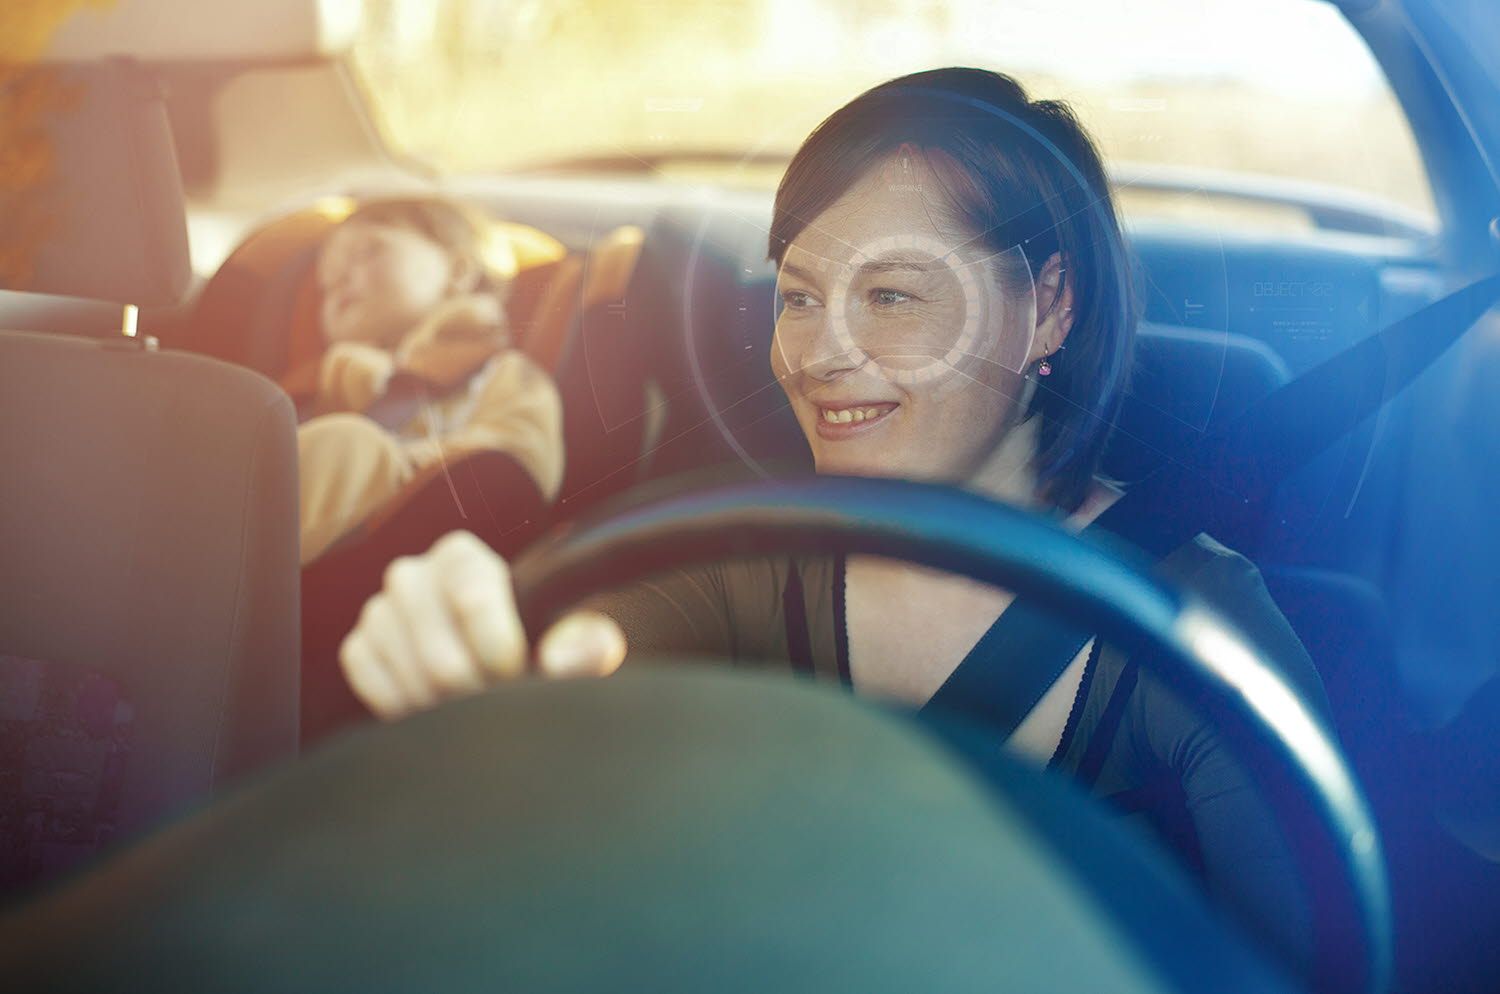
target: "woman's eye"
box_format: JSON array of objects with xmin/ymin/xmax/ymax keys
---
[
  {"xmin": 870, "ymin": 288, "xmax": 915, "ymax": 308},
  {"xmin": 780, "ymin": 289, "xmax": 818, "ymax": 310}
]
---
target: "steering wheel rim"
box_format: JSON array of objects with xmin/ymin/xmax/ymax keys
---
[{"xmin": 510, "ymin": 474, "xmax": 1391, "ymax": 994}]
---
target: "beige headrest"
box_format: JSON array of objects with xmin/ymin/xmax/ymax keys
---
[{"xmin": 1, "ymin": 60, "xmax": 191, "ymax": 305}]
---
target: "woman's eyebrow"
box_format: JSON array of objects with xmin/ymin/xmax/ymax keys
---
[
  {"xmin": 779, "ymin": 255, "xmax": 945, "ymax": 284},
  {"xmin": 857, "ymin": 255, "xmax": 947, "ymax": 276},
  {"xmin": 777, "ymin": 261, "xmax": 821, "ymax": 285}
]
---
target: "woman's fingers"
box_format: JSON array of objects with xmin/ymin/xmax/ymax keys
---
[
  {"xmin": 354, "ymin": 590, "xmax": 438, "ymax": 716},
  {"xmin": 384, "ymin": 553, "xmax": 487, "ymax": 696},
  {"xmin": 338, "ymin": 628, "xmax": 405, "ymax": 720},
  {"xmin": 536, "ymin": 611, "xmax": 628, "ymax": 679},
  {"xmin": 429, "ymin": 530, "xmax": 528, "ymax": 682},
  {"xmin": 340, "ymin": 530, "xmax": 626, "ymax": 721}
]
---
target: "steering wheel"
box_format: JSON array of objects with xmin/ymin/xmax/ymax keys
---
[{"xmin": 509, "ymin": 475, "xmax": 1391, "ymax": 994}]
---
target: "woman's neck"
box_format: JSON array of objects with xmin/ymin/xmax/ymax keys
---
[
  {"xmin": 965, "ymin": 412, "xmax": 1044, "ymax": 510},
  {"xmin": 960, "ymin": 414, "xmax": 1121, "ymax": 529},
  {"xmin": 847, "ymin": 415, "xmax": 1045, "ymax": 591}
]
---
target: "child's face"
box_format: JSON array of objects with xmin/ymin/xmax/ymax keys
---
[{"xmin": 317, "ymin": 221, "xmax": 459, "ymax": 347}]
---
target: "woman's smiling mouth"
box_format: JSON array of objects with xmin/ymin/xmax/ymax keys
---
[{"xmin": 813, "ymin": 402, "xmax": 899, "ymax": 439}]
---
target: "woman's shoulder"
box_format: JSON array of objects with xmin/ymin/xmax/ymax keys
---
[
  {"xmin": 1136, "ymin": 532, "xmax": 1330, "ymax": 718},
  {"xmin": 1159, "ymin": 534, "xmax": 1287, "ymax": 639},
  {"xmin": 1157, "ymin": 532, "xmax": 1257, "ymax": 585}
]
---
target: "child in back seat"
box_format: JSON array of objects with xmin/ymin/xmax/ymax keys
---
[{"xmin": 296, "ymin": 197, "xmax": 564, "ymax": 564}]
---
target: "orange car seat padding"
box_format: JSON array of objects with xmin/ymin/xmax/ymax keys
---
[
  {"xmin": 494, "ymin": 220, "xmax": 567, "ymax": 275},
  {"xmin": 192, "ymin": 210, "xmax": 341, "ymax": 370},
  {"xmin": 521, "ymin": 254, "xmax": 586, "ymax": 374},
  {"xmin": 581, "ymin": 225, "xmax": 645, "ymax": 310}
]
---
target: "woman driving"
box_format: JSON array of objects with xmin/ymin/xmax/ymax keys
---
[{"xmin": 338, "ymin": 68, "xmax": 1327, "ymax": 974}]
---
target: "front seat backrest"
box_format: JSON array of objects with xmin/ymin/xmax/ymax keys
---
[
  {"xmin": 0, "ymin": 334, "xmax": 301, "ymax": 892},
  {"xmin": 0, "ymin": 59, "xmax": 300, "ymax": 895},
  {"xmin": 1104, "ymin": 323, "xmax": 1292, "ymax": 483}
]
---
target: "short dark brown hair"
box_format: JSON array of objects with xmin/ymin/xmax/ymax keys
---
[{"xmin": 769, "ymin": 67, "xmax": 1136, "ymax": 511}]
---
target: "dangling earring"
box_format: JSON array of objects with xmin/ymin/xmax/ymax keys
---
[{"xmin": 1038, "ymin": 357, "xmax": 1053, "ymax": 377}]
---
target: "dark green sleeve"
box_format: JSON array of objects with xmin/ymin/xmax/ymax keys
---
[
  {"xmin": 1128, "ymin": 541, "xmax": 1329, "ymax": 973},
  {"xmin": 577, "ymin": 558, "xmax": 791, "ymax": 665},
  {"xmin": 1185, "ymin": 539, "xmax": 1331, "ymax": 718}
]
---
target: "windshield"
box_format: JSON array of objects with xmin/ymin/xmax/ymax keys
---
[{"xmin": 350, "ymin": 0, "xmax": 1436, "ymax": 227}]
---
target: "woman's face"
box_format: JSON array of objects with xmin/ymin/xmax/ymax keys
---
[
  {"xmin": 771, "ymin": 154, "xmax": 1062, "ymax": 485},
  {"xmin": 317, "ymin": 221, "xmax": 461, "ymax": 347}
]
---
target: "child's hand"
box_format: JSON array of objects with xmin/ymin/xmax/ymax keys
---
[
  {"xmin": 318, "ymin": 341, "xmax": 396, "ymax": 412},
  {"xmin": 395, "ymin": 295, "xmax": 509, "ymax": 390}
]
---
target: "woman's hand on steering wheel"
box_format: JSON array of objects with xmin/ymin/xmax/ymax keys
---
[{"xmin": 339, "ymin": 530, "xmax": 628, "ymax": 720}]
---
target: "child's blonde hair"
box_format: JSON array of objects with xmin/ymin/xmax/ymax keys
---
[{"xmin": 341, "ymin": 196, "xmax": 517, "ymax": 301}]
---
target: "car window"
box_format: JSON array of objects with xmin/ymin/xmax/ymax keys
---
[{"xmin": 349, "ymin": 0, "xmax": 1436, "ymax": 230}]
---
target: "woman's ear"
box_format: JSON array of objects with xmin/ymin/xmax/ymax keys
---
[{"xmin": 1029, "ymin": 251, "xmax": 1074, "ymax": 364}]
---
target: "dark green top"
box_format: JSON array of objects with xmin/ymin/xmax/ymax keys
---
[{"xmin": 584, "ymin": 534, "xmax": 1329, "ymax": 971}]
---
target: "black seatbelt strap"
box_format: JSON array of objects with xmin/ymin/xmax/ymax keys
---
[
  {"xmin": 919, "ymin": 272, "xmax": 1500, "ymax": 733},
  {"xmin": 1098, "ymin": 271, "xmax": 1500, "ymax": 559},
  {"xmin": 364, "ymin": 373, "xmax": 431, "ymax": 432},
  {"xmin": 921, "ymin": 597, "xmax": 1096, "ymax": 738}
]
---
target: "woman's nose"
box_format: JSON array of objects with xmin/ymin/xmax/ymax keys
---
[{"xmin": 791, "ymin": 313, "xmax": 864, "ymax": 383}]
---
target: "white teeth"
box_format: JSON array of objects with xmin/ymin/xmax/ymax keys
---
[{"xmin": 821, "ymin": 405, "xmax": 889, "ymax": 425}]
